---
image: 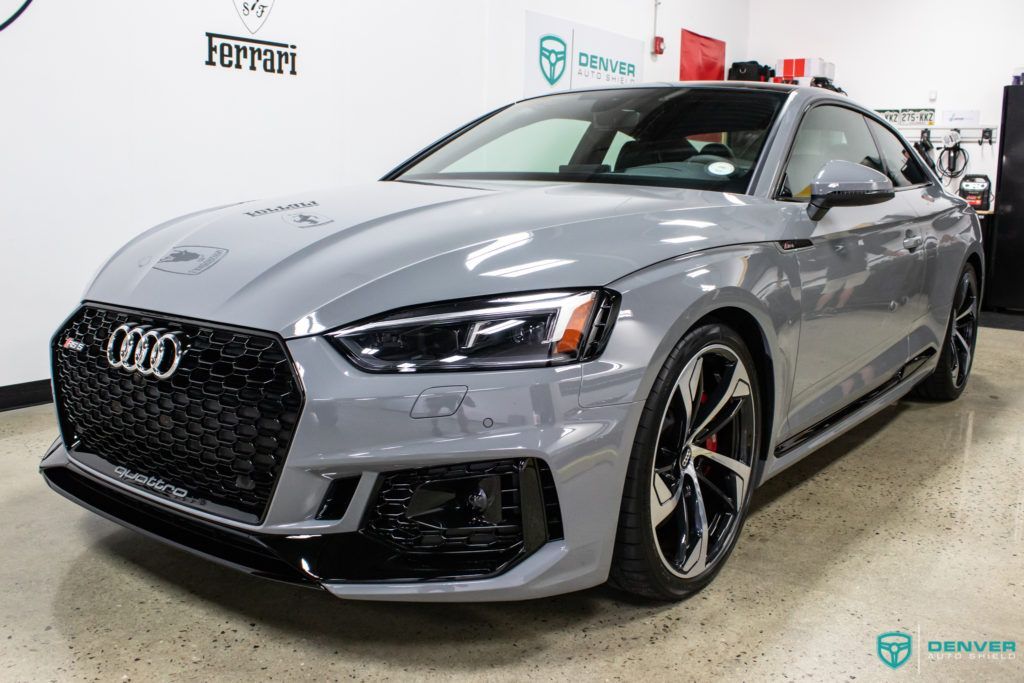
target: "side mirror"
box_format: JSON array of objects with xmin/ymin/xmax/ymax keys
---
[{"xmin": 807, "ymin": 159, "xmax": 895, "ymax": 221}]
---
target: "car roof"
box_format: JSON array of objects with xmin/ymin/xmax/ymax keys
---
[
  {"xmin": 520, "ymin": 80, "xmax": 851, "ymax": 99},
  {"xmin": 515, "ymin": 80, "xmax": 855, "ymax": 112}
]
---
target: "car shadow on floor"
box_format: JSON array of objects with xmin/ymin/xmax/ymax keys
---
[
  {"xmin": 749, "ymin": 405, "xmax": 906, "ymax": 514},
  {"xmin": 53, "ymin": 403, "xmax": 912, "ymax": 666}
]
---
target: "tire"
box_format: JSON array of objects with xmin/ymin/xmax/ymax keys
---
[
  {"xmin": 914, "ymin": 265, "xmax": 979, "ymax": 401},
  {"xmin": 610, "ymin": 321, "xmax": 761, "ymax": 601}
]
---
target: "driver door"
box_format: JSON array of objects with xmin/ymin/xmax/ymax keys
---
[{"xmin": 780, "ymin": 105, "xmax": 924, "ymax": 436}]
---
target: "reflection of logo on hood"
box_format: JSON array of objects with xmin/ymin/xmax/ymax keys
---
[
  {"xmin": 159, "ymin": 249, "xmax": 201, "ymax": 264},
  {"xmin": 539, "ymin": 34, "xmax": 567, "ymax": 86},
  {"xmin": 282, "ymin": 212, "xmax": 333, "ymax": 229},
  {"xmin": 154, "ymin": 246, "xmax": 228, "ymax": 275},
  {"xmin": 0, "ymin": 0, "xmax": 34, "ymax": 33},
  {"xmin": 232, "ymin": 0, "xmax": 275, "ymax": 34},
  {"xmin": 877, "ymin": 632, "xmax": 913, "ymax": 669},
  {"xmin": 245, "ymin": 200, "xmax": 318, "ymax": 217}
]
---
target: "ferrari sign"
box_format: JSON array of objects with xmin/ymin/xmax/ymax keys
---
[{"xmin": 524, "ymin": 11, "xmax": 643, "ymax": 97}]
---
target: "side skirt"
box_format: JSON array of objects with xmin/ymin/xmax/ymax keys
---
[{"xmin": 760, "ymin": 349, "xmax": 937, "ymax": 482}]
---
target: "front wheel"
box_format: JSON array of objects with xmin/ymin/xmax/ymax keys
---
[
  {"xmin": 914, "ymin": 265, "xmax": 979, "ymax": 401},
  {"xmin": 610, "ymin": 322, "xmax": 760, "ymax": 600}
]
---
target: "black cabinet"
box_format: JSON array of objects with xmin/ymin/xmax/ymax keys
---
[{"xmin": 989, "ymin": 86, "xmax": 1024, "ymax": 309}]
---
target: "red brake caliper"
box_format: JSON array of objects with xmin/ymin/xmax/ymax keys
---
[{"xmin": 699, "ymin": 391, "xmax": 718, "ymax": 453}]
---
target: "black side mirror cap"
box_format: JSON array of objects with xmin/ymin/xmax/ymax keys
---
[{"xmin": 806, "ymin": 160, "xmax": 896, "ymax": 221}]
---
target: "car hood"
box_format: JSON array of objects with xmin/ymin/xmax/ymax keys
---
[{"xmin": 85, "ymin": 180, "xmax": 784, "ymax": 337}]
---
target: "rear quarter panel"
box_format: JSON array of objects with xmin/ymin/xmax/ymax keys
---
[{"xmin": 911, "ymin": 185, "xmax": 984, "ymax": 359}]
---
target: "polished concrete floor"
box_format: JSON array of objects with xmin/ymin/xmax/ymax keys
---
[{"xmin": 2, "ymin": 328, "xmax": 1022, "ymax": 682}]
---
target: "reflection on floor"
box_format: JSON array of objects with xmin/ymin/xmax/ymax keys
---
[
  {"xmin": 1, "ymin": 327, "xmax": 1022, "ymax": 681},
  {"xmin": 980, "ymin": 310, "xmax": 1024, "ymax": 332}
]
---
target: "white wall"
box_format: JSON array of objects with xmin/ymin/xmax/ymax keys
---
[
  {"xmin": 747, "ymin": 0, "xmax": 1022, "ymax": 183},
  {"xmin": 14, "ymin": 0, "xmax": 1017, "ymax": 389},
  {"xmin": 1, "ymin": 0, "xmax": 749, "ymax": 387}
]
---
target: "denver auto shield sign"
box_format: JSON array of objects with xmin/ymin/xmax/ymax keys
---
[{"xmin": 524, "ymin": 11, "xmax": 643, "ymax": 97}]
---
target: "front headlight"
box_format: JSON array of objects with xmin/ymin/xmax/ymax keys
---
[{"xmin": 326, "ymin": 289, "xmax": 618, "ymax": 372}]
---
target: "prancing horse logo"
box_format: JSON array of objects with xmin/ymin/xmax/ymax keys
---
[
  {"xmin": 877, "ymin": 632, "xmax": 913, "ymax": 669},
  {"xmin": 281, "ymin": 212, "xmax": 333, "ymax": 229},
  {"xmin": 159, "ymin": 249, "xmax": 201, "ymax": 264},
  {"xmin": 539, "ymin": 34, "xmax": 567, "ymax": 86}
]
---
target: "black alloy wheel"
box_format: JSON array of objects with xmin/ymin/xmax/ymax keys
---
[
  {"xmin": 915, "ymin": 265, "xmax": 979, "ymax": 401},
  {"xmin": 611, "ymin": 322, "xmax": 760, "ymax": 600}
]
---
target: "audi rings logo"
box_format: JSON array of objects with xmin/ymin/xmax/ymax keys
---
[{"xmin": 106, "ymin": 325, "xmax": 185, "ymax": 380}]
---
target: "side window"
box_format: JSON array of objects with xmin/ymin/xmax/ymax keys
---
[
  {"xmin": 867, "ymin": 119, "xmax": 929, "ymax": 187},
  {"xmin": 780, "ymin": 106, "xmax": 884, "ymax": 199},
  {"xmin": 444, "ymin": 118, "xmax": 590, "ymax": 173}
]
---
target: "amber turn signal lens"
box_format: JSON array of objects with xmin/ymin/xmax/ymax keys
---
[{"xmin": 555, "ymin": 296, "xmax": 596, "ymax": 354}]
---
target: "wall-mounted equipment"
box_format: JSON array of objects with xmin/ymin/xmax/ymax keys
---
[
  {"xmin": 937, "ymin": 130, "xmax": 969, "ymax": 180},
  {"xmin": 651, "ymin": 0, "xmax": 664, "ymax": 56},
  {"xmin": 914, "ymin": 129, "xmax": 937, "ymax": 172}
]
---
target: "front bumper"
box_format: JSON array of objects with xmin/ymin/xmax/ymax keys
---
[{"xmin": 44, "ymin": 333, "xmax": 644, "ymax": 601}]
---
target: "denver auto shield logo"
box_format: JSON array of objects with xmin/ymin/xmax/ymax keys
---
[
  {"xmin": 539, "ymin": 34, "xmax": 567, "ymax": 86},
  {"xmin": 877, "ymin": 631, "xmax": 913, "ymax": 669},
  {"xmin": 206, "ymin": 0, "xmax": 297, "ymax": 76}
]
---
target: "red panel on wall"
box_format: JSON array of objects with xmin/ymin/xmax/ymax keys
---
[{"xmin": 679, "ymin": 29, "xmax": 725, "ymax": 81}]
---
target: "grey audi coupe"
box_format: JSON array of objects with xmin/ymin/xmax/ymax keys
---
[{"xmin": 42, "ymin": 82, "xmax": 982, "ymax": 601}]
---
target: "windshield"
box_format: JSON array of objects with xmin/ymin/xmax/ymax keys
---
[{"xmin": 398, "ymin": 87, "xmax": 788, "ymax": 193}]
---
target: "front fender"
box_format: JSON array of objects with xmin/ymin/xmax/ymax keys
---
[{"xmin": 580, "ymin": 243, "xmax": 802, "ymax": 450}]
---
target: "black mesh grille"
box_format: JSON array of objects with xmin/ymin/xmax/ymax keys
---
[
  {"xmin": 363, "ymin": 458, "xmax": 562, "ymax": 577},
  {"xmin": 52, "ymin": 305, "xmax": 303, "ymax": 523},
  {"xmin": 369, "ymin": 460, "xmax": 524, "ymax": 556}
]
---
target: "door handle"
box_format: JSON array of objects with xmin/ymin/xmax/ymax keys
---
[{"xmin": 903, "ymin": 234, "xmax": 923, "ymax": 251}]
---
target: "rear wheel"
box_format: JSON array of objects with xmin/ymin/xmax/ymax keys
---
[
  {"xmin": 915, "ymin": 265, "xmax": 979, "ymax": 401},
  {"xmin": 610, "ymin": 322, "xmax": 760, "ymax": 600}
]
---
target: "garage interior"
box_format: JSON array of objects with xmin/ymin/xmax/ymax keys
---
[{"xmin": 2, "ymin": 0, "xmax": 1023, "ymax": 680}]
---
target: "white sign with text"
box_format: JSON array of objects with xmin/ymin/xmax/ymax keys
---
[{"xmin": 524, "ymin": 11, "xmax": 644, "ymax": 97}]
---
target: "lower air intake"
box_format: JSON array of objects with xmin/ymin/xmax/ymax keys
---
[{"xmin": 364, "ymin": 458, "xmax": 563, "ymax": 578}]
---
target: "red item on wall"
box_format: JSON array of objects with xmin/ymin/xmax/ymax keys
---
[{"xmin": 679, "ymin": 29, "xmax": 725, "ymax": 81}]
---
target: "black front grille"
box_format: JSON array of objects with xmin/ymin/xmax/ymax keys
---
[{"xmin": 52, "ymin": 305, "xmax": 303, "ymax": 523}]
